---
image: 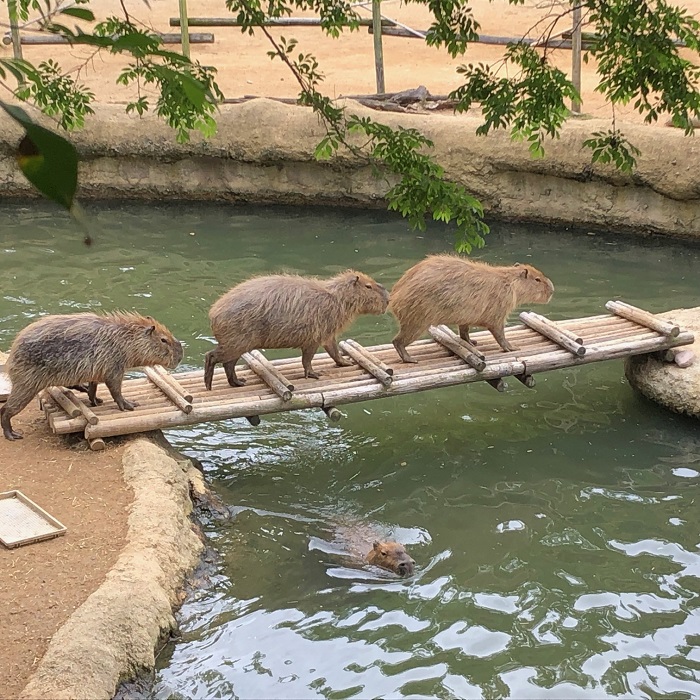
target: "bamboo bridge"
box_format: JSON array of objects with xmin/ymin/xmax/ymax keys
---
[{"xmin": 32, "ymin": 301, "xmax": 695, "ymax": 450}]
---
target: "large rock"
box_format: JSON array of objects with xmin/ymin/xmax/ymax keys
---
[{"xmin": 625, "ymin": 307, "xmax": 700, "ymax": 418}]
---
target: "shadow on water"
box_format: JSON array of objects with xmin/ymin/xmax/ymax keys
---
[{"xmin": 2, "ymin": 201, "xmax": 700, "ymax": 699}]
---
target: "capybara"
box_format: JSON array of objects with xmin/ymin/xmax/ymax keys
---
[
  {"xmin": 1, "ymin": 312, "xmax": 183, "ymax": 440},
  {"xmin": 389, "ymin": 255, "xmax": 555, "ymax": 363},
  {"xmin": 366, "ymin": 540, "xmax": 416, "ymax": 576},
  {"xmin": 204, "ymin": 271, "xmax": 390, "ymax": 389}
]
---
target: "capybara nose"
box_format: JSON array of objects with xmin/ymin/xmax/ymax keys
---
[{"xmin": 398, "ymin": 561, "xmax": 414, "ymax": 576}]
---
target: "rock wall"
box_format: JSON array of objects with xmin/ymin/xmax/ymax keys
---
[{"xmin": 1, "ymin": 99, "xmax": 699, "ymax": 238}]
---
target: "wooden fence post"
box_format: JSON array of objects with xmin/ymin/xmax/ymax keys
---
[
  {"xmin": 179, "ymin": 0, "xmax": 191, "ymax": 58},
  {"xmin": 372, "ymin": 0, "xmax": 385, "ymax": 94},
  {"xmin": 571, "ymin": 0, "xmax": 582, "ymax": 113}
]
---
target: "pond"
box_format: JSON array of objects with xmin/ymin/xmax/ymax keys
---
[{"xmin": 2, "ymin": 201, "xmax": 700, "ymax": 699}]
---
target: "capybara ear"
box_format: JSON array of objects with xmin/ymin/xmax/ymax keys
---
[
  {"xmin": 144, "ymin": 324, "xmax": 156, "ymax": 335},
  {"xmin": 513, "ymin": 262, "xmax": 521, "ymax": 267},
  {"xmin": 354, "ymin": 275, "xmax": 361, "ymax": 285},
  {"xmin": 520, "ymin": 267, "xmax": 529, "ymax": 278},
  {"xmin": 373, "ymin": 541, "xmax": 381, "ymax": 551}
]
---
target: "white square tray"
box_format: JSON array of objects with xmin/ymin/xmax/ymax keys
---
[{"xmin": 0, "ymin": 490, "xmax": 67, "ymax": 548}]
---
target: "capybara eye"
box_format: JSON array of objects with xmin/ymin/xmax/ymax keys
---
[
  {"xmin": 365, "ymin": 284, "xmax": 372, "ymax": 289},
  {"xmin": 535, "ymin": 277, "xmax": 541, "ymax": 282},
  {"xmin": 161, "ymin": 337, "xmax": 168, "ymax": 344}
]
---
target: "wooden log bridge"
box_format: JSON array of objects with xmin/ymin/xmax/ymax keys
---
[{"xmin": 37, "ymin": 302, "xmax": 694, "ymax": 449}]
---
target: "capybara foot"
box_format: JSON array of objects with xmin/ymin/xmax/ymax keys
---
[
  {"xmin": 393, "ymin": 340, "xmax": 418, "ymax": 364},
  {"xmin": 3, "ymin": 427, "xmax": 23, "ymax": 440},
  {"xmin": 500, "ymin": 344, "xmax": 516, "ymax": 352},
  {"xmin": 305, "ymin": 369, "xmax": 320, "ymax": 379},
  {"xmin": 335, "ymin": 358, "xmax": 353, "ymax": 368},
  {"xmin": 117, "ymin": 398, "xmax": 138, "ymax": 411},
  {"xmin": 90, "ymin": 396, "xmax": 104, "ymax": 406},
  {"xmin": 227, "ymin": 376, "xmax": 246, "ymax": 388}
]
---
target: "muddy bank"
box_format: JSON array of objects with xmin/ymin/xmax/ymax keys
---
[
  {"xmin": 19, "ymin": 437, "xmax": 204, "ymax": 700},
  {"xmin": 0, "ymin": 100, "xmax": 699, "ymax": 238}
]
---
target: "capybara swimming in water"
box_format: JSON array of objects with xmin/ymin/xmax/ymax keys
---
[
  {"xmin": 204, "ymin": 271, "xmax": 390, "ymax": 389},
  {"xmin": 389, "ymin": 255, "xmax": 554, "ymax": 363},
  {"xmin": 1, "ymin": 312, "xmax": 183, "ymax": 440},
  {"xmin": 366, "ymin": 540, "xmax": 416, "ymax": 576}
]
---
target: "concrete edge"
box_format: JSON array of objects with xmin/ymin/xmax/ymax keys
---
[{"xmin": 19, "ymin": 434, "xmax": 205, "ymax": 700}]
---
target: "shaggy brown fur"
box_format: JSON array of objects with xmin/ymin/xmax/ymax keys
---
[
  {"xmin": 366, "ymin": 540, "xmax": 415, "ymax": 576},
  {"xmin": 1, "ymin": 312, "xmax": 183, "ymax": 440},
  {"xmin": 204, "ymin": 270, "xmax": 390, "ymax": 389},
  {"xmin": 390, "ymin": 255, "xmax": 555, "ymax": 362}
]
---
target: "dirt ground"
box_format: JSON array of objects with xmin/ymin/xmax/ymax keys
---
[
  {"xmin": 0, "ymin": 401, "xmax": 131, "ymax": 700},
  {"xmin": 3, "ymin": 0, "xmax": 700, "ymax": 124}
]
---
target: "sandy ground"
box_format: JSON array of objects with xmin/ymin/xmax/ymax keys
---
[
  {"xmin": 2, "ymin": 0, "xmax": 699, "ymax": 124},
  {"xmin": 0, "ymin": 401, "xmax": 131, "ymax": 700}
]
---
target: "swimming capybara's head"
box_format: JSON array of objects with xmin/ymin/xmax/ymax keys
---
[
  {"xmin": 132, "ymin": 314, "xmax": 184, "ymax": 369},
  {"xmin": 512, "ymin": 263, "xmax": 554, "ymax": 305},
  {"xmin": 366, "ymin": 540, "xmax": 415, "ymax": 576},
  {"xmin": 329, "ymin": 271, "xmax": 390, "ymax": 315}
]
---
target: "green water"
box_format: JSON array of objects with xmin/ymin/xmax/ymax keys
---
[{"xmin": 2, "ymin": 202, "xmax": 700, "ymax": 699}]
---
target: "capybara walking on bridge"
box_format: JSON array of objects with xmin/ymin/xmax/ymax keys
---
[
  {"xmin": 204, "ymin": 271, "xmax": 390, "ymax": 389},
  {"xmin": 390, "ymin": 255, "xmax": 554, "ymax": 363},
  {"xmin": 1, "ymin": 312, "xmax": 183, "ymax": 440}
]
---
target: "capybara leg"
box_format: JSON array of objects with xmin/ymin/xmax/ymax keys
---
[
  {"xmin": 458, "ymin": 325, "xmax": 477, "ymax": 346},
  {"xmin": 223, "ymin": 359, "xmax": 245, "ymax": 388},
  {"xmin": 490, "ymin": 325, "xmax": 515, "ymax": 352},
  {"xmin": 105, "ymin": 376, "xmax": 138, "ymax": 411},
  {"xmin": 204, "ymin": 349, "xmax": 217, "ymax": 391},
  {"xmin": 1, "ymin": 385, "xmax": 37, "ymax": 440},
  {"xmin": 86, "ymin": 382, "xmax": 103, "ymax": 407},
  {"xmin": 301, "ymin": 346, "xmax": 320, "ymax": 379},
  {"xmin": 324, "ymin": 339, "xmax": 352, "ymax": 368},
  {"xmin": 392, "ymin": 323, "xmax": 423, "ymax": 364}
]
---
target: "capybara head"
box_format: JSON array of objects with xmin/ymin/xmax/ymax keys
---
[
  {"xmin": 329, "ymin": 271, "xmax": 390, "ymax": 315},
  {"xmin": 512, "ymin": 263, "xmax": 554, "ymax": 304},
  {"xmin": 366, "ymin": 540, "xmax": 415, "ymax": 576},
  {"xmin": 130, "ymin": 314, "xmax": 183, "ymax": 369}
]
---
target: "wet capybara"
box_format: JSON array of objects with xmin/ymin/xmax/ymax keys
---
[
  {"xmin": 1, "ymin": 312, "xmax": 183, "ymax": 440},
  {"xmin": 204, "ymin": 271, "xmax": 390, "ymax": 389},
  {"xmin": 366, "ymin": 540, "xmax": 416, "ymax": 576},
  {"xmin": 389, "ymin": 255, "xmax": 555, "ymax": 363}
]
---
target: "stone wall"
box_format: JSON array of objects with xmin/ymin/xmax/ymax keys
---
[{"xmin": 1, "ymin": 99, "xmax": 699, "ymax": 237}]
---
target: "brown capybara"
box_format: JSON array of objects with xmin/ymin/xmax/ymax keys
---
[
  {"xmin": 366, "ymin": 540, "xmax": 416, "ymax": 576},
  {"xmin": 1, "ymin": 312, "xmax": 183, "ymax": 440},
  {"xmin": 204, "ymin": 271, "xmax": 390, "ymax": 389},
  {"xmin": 389, "ymin": 255, "xmax": 555, "ymax": 363}
]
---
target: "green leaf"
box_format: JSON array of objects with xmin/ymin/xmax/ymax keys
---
[
  {"xmin": 0, "ymin": 101, "xmax": 78, "ymax": 210},
  {"xmin": 59, "ymin": 7, "xmax": 95, "ymax": 21}
]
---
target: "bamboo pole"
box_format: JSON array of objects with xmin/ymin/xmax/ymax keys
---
[
  {"xmin": 339, "ymin": 340, "xmax": 393, "ymax": 387},
  {"xmin": 605, "ymin": 301, "xmax": 681, "ymax": 337},
  {"xmin": 47, "ymin": 387, "xmax": 81, "ymax": 418},
  {"xmin": 372, "ymin": 0, "xmax": 386, "ymax": 94},
  {"xmin": 344, "ymin": 338, "xmax": 395, "ymax": 375},
  {"xmin": 178, "ymin": 0, "xmax": 190, "ymax": 58},
  {"xmin": 571, "ymin": 0, "xmax": 582, "ymax": 114},
  {"xmin": 323, "ymin": 406, "xmax": 343, "ymax": 422},
  {"xmin": 520, "ymin": 312, "xmax": 586, "ymax": 356},
  {"xmin": 527, "ymin": 312, "xmax": 583, "ymax": 344},
  {"xmin": 154, "ymin": 365, "xmax": 193, "ymax": 401},
  {"xmin": 88, "ymin": 437, "xmax": 106, "ymax": 451},
  {"xmin": 64, "ymin": 389, "xmax": 99, "ymax": 426},
  {"xmin": 144, "ymin": 366, "xmax": 193, "ymax": 414},
  {"xmin": 169, "ymin": 16, "xmax": 392, "ymax": 26},
  {"xmin": 486, "ymin": 378, "xmax": 507, "ymax": 392},
  {"xmin": 242, "ymin": 350, "xmax": 294, "ymax": 401},
  {"xmin": 429, "ymin": 325, "xmax": 487, "ymax": 371}
]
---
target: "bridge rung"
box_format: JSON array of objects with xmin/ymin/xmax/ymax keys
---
[
  {"xmin": 520, "ymin": 312, "xmax": 586, "ymax": 356},
  {"xmin": 429, "ymin": 325, "xmax": 487, "ymax": 371},
  {"xmin": 344, "ymin": 338, "xmax": 394, "ymax": 376},
  {"xmin": 242, "ymin": 350, "xmax": 294, "ymax": 401},
  {"xmin": 605, "ymin": 300, "xmax": 681, "ymax": 337},
  {"xmin": 339, "ymin": 340, "xmax": 393, "ymax": 387},
  {"xmin": 144, "ymin": 367, "xmax": 193, "ymax": 414}
]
